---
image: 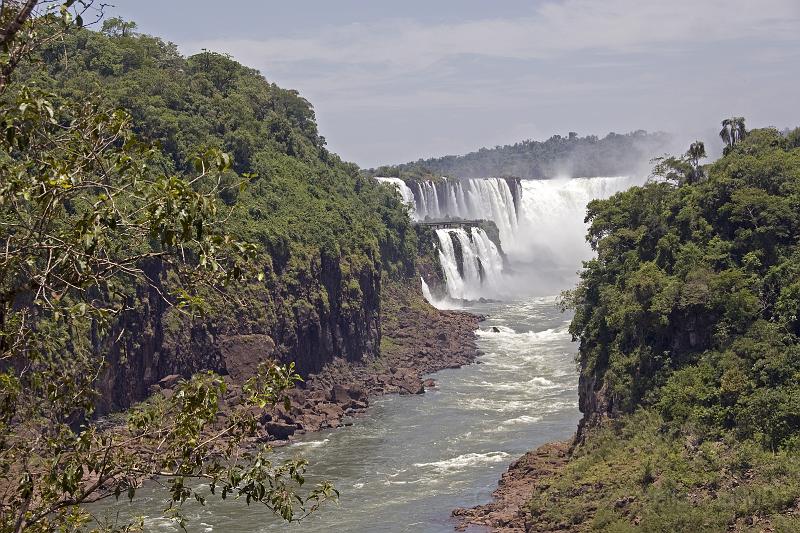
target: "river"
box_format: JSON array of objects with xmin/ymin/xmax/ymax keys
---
[{"xmin": 94, "ymin": 296, "xmax": 579, "ymax": 532}]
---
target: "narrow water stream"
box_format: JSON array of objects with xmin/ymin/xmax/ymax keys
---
[{"xmin": 95, "ymin": 296, "xmax": 580, "ymax": 532}]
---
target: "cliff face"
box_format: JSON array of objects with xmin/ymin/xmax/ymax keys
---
[
  {"xmin": 26, "ymin": 26, "xmax": 417, "ymax": 416},
  {"xmin": 95, "ymin": 257, "xmax": 382, "ymax": 414}
]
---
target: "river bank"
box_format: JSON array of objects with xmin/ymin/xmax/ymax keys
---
[
  {"xmin": 453, "ymin": 440, "xmax": 572, "ymax": 532},
  {"xmin": 152, "ymin": 281, "xmax": 482, "ymax": 446}
]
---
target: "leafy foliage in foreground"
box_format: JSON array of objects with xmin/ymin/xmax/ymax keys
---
[{"xmin": 0, "ymin": 66, "xmax": 336, "ymax": 533}]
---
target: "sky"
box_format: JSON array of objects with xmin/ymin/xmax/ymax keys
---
[{"xmin": 110, "ymin": 0, "xmax": 800, "ymax": 168}]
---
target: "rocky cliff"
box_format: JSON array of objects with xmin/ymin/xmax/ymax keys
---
[{"xmin": 95, "ymin": 254, "xmax": 383, "ymax": 414}]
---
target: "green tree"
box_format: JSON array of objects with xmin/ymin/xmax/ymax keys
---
[
  {"xmin": 100, "ymin": 16, "xmax": 137, "ymax": 37},
  {"xmin": 686, "ymin": 140, "xmax": 707, "ymax": 184},
  {"xmin": 0, "ymin": 3, "xmax": 337, "ymax": 530}
]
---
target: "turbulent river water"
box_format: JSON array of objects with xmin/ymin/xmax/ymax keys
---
[{"xmin": 95, "ymin": 297, "xmax": 579, "ymax": 532}]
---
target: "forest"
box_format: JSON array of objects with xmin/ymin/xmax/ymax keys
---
[
  {"xmin": 532, "ymin": 124, "xmax": 800, "ymax": 531},
  {"xmin": 371, "ymin": 130, "xmax": 672, "ymax": 180}
]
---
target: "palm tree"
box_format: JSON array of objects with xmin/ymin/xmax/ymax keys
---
[
  {"xmin": 685, "ymin": 140, "xmax": 706, "ymax": 184},
  {"xmin": 719, "ymin": 117, "xmax": 747, "ymax": 152}
]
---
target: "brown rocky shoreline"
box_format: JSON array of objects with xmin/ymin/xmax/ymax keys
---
[
  {"xmin": 147, "ymin": 282, "xmax": 483, "ymax": 446},
  {"xmin": 263, "ymin": 287, "xmax": 482, "ymax": 443},
  {"xmin": 453, "ymin": 441, "xmax": 572, "ymax": 532}
]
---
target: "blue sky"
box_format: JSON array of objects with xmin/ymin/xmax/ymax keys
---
[{"xmin": 111, "ymin": 1, "xmax": 800, "ymax": 167}]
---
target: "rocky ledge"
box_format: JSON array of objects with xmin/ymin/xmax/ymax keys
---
[
  {"xmin": 156, "ymin": 282, "xmax": 481, "ymax": 444},
  {"xmin": 452, "ymin": 441, "xmax": 571, "ymax": 533}
]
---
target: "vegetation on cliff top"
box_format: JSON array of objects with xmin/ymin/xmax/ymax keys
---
[
  {"xmin": 370, "ymin": 130, "xmax": 672, "ymax": 180},
  {"xmin": 534, "ymin": 125, "xmax": 800, "ymax": 530}
]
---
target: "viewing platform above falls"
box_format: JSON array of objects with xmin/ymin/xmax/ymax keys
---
[{"xmin": 415, "ymin": 220, "xmax": 486, "ymax": 231}]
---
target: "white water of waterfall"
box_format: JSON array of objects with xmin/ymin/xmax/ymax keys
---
[
  {"xmin": 470, "ymin": 227, "xmax": 504, "ymax": 290},
  {"xmin": 436, "ymin": 229, "xmax": 466, "ymax": 300},
  {"xmin": 413, "ymin": 178, "xmax": 519, "ymax": 246},
  {"xmin": 376, "ymin": 174, "xmax": 643, "ymax": 302},
  {"xmin": 435, "ymin": 228, "xmax": 505, "ymax": 301},
  {"xmin": 420, "ymin": 277, "xmax": 434, "ymax": 303},
  {"xmin": 452, "ymin": 229, "xmax": 482, "ymax": 291},
  {"xmin": 513, "ymin": 176, "xmax": 640, "ymax": 264},
  {"xmin": 427, "ymin": 176, "xmax": 643, "ymax": 302}
]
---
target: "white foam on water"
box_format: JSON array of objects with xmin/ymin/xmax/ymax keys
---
[
  {"xmin": 499, "ymin": 415, "xmax": 543, "ymax": 427},
  {"xmin": 413, "ymin": 451, "xmax": 511, "ymax": 473},
  {"xmin": 292, "ymin": 438, "xmax": 329, "ymax": 449}
]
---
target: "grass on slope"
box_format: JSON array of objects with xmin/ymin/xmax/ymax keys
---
[{"xmin": 527, "ymin": 410, "xmax": 800, "ymax": 532}]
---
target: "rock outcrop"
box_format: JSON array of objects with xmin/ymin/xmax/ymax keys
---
[
  {"xmin": 95, "ymin": 257, "xmax": 382, "ymax": 414},
  {"xmin": 453, "ymin": 441, "xmax": 571, "ymax": 533}
]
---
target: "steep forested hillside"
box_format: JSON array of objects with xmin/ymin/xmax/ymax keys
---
[
  {"xmin": 19, "ymin": 21, "xmax": 423, "ymax": 409},
  {"xmin": 370, "ymin": 130, "xmax": 672, "ymax": 180},
  {"xmin": 524, "ymin": 127, "xmax": 800, "ymax": 531},
  {"xmin": 1, "ymin": 11, "xmax": 429, "ymax": 528}
]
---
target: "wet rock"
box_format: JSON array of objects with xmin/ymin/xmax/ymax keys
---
[
  {"xmin": 265, "ymin": 421, "xmax": 297, "ymax": 440},
  {"xmin": 158, "ymin": 374, "xmax": 182, "ymax": 389},
  {"xmin": 424, "ymin": 378, "xmax": 437, "ymax": 389}
]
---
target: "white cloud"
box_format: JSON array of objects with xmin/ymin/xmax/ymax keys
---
[
  {"xmin": 174, "ymin": 0, "xmax": 800, "ymax": 165},
  {"xmin": 185, "ymin": 0, "xmax": 800, "ymax": 71}
]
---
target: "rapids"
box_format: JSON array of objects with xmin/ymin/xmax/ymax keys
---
[{"xmin": 92, "ymin": 298, "xmax": 578, "ymax": 533}]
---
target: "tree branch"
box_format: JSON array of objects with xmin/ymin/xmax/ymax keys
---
[{"xmin": 0, "ymin": 0, "xmax": 38, "ymax": 48}]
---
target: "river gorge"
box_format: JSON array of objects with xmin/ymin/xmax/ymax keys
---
[{"xmin": 96, "ymin": 175, "xmax": 640, "ymax": 531}]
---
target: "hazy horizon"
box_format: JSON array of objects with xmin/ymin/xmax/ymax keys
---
[{"xmin": 110, "ymin": 0, "xmax": 800, "ymax": 168}]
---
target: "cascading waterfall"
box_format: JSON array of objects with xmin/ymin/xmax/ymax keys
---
[
  {"xmin": 374, "ymin": 174, "xmax": 642, "ymax": 303},
  {"xmin": 412, "ymin": 178, "xmax": 520, "ymax": 246},
  {"xmin": 436, "ymin": 229, "xmax": 467, "ymax": 300},
  {"xmin": 470, "ymin": 227, "xmax": 504, "ymax": 289},
  {"xmin": 420, "ymin": 277, "xmax": 434, "ymax": 303},
  {"xmin": 435, "ymin": 228, "xmax": 504, "ymax": 301}
]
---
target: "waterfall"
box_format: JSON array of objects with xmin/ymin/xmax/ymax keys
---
[
  {"xmin": 470, "ymin": 227, "xmax": 504, "ymax": 290},
  {"xmin": 420, "ymin": 277, "xmax": 434, "ymax": 304},
  {"xmin": 435, "ymin": 227, "xmax": 505, "ymax": 301},
  {"xmin": 376, "ymin": 174, "xmax": 643, "ymax": 302},
  {"xmin": 436, "ymin": 229, "xmax": 467, "ymax": 300},
  {"xmin": 428, "ymin": 176, "xmax": 642, "ymax": 302},
  {"xmin": 513, "ymin": 176, "xmax": 639, "ymax": 264},
  {"xmin": 412, "ymin": 178, "xmax": 520, "ymax": 245}
]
